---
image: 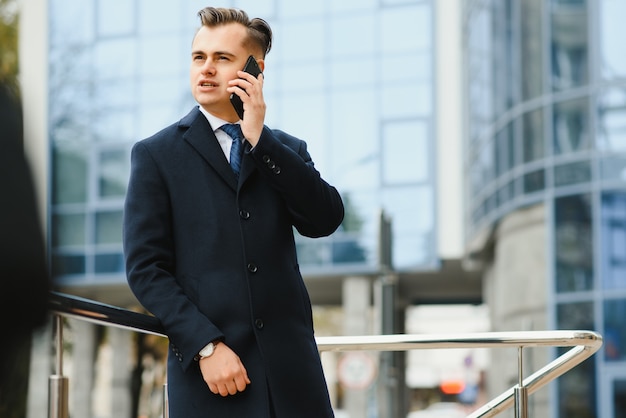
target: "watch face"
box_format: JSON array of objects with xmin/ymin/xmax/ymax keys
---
[{"xmin": 200, "ymin": 342, "xmax": 214, "ymax": 358}]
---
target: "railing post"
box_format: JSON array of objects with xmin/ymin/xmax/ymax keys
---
[
  {"xmin": 48, "ymin": 315, "xmax": 69, "ymax": 418},
  {"xmin": 514, "ymin": 346, "xmax": 528, "ymax": 418},
  {"xmin": 163, "ymin": 382, "xmax": 169, "ymax": 418}
]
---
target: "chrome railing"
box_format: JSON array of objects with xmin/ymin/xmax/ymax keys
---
[{"xmin": 48, "ymin": 292, "xmax": 603, "ymax": 418}]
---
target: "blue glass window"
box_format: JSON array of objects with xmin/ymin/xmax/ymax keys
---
[
  {"xmin": 604, "ymin": 299, "xmax": 626, "ymax": 361},
  {"xmin": 600, "ymin": 192, "xmax": 626, "ymax": 289},
  {"xmin": 554, "ymin": 194, "xmax": 594, "ymax": 292}
]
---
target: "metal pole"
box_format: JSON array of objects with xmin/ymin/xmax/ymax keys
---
[
  {"xmin": 163, "ymin": 383, "xmax": 169, "ymax": 418},
  {"xmin": 514, "ymin": 346, "xmax": 528, "ymax": 418},
  {"xmin": 48, "ymin": 315, "xmax": 69, "ymax": 418}
]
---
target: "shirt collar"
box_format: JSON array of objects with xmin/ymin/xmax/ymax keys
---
[{"xmin": 197, "ymin": 105, "xmax": 239, "ymax": 132}]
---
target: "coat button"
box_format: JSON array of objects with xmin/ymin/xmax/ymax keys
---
[
  {"xmin": 262, "ymin": 155, "xmax": 271, "ymax": 163},
  {"xmin": 255, "ymin": 319, "xmax": 264, "ymax": 329},
  {"xmin": 247, "ymin": 263, "xmax": 258, "ymax": 273},
  {"xmin": 239, "ymin": 209, "xmax": 250, "ymax": 219},
  {"xmin": 272, "ymin": 166, "xmax": 281, "ymax": 174}
]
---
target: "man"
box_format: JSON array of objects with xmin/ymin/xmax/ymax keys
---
[{"xmin": 123, "ymin": 7, "xmax": 343, "ymax": 418}]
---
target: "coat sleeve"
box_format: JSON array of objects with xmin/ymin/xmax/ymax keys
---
[
  {"xmin": 249, "ymin": 127, "xmax": 344, "ymax": 238},
  {"xmin": 123, "ymin": 141, "xmax": 223, "ymax": 371}
]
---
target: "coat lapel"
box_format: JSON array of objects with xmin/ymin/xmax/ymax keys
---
[{"xmin": 180, "ymin": 108, "xmax": 238, "ymax": 190}]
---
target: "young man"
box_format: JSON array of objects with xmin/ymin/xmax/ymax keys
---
[{"xmin": 123, "ymin": 7, "xmax": 343, "ymax": 418}]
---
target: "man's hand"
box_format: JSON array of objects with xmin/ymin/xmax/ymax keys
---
[
  {"xmin": 199, "ymin": 342, "xmax": 251, "ymax": 396},
  {"xmin": 227, "ymin": 71, "xmax": 265, "ymax": 146}
]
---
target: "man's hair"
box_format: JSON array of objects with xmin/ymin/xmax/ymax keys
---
[{"xmin": 197, "ymin": 7, "xmax": 272, "ymax": 58}]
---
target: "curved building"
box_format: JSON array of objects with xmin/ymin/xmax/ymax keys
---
[{"xmin": 463, "ymin": 0, "xmax": 626, "ymax": 416}]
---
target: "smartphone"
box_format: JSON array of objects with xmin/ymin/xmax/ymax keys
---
[{"xmin": 230, "ymin": 55, "xmax": 262, "ymax": 119}]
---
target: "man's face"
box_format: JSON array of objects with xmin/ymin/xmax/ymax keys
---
[{"xmin": 190, "ymin": 23, "xmax": 250, "ymax": 120}]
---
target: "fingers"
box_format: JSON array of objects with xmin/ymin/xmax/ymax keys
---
[
  {"xmin": 228, "ymin": 71, "xmax": 263, "ymax": 97},
  {"xmin": 200, "ymin": 345, "xmax": 251, "ymax": 397},
  {"xmin": 209, "ymin": 375, "xmax": 250, "ymax": 397},
  {"xmin": 237, "ymin": 70, "xmax": 263, "ymax": 86},
  {"xmin": 234, "ymin": 371, "xmax": 251, "ymax": 392}
]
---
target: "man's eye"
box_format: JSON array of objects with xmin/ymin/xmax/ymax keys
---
[
  {"xmin": 193, "ymin": 55, "xmax": 204, "ymax": 61},
  {"xmin": 218, "ymin": 55, "xmax": 230, "ymax": 61}
]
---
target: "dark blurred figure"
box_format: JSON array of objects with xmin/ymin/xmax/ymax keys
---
[{"xmin": 0, "ymin": 82, "xmax": 51, "ymax": 417}]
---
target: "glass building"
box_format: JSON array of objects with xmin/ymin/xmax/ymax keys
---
[
  {"xmin": 463, "ymin": 0, "xmax": 626, "ymax": 417},
  {"xmin": 48, "ymin": 0, "xmax": 438, "ymax": 298}
]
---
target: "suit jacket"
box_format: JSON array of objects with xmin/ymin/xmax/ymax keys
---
[{"xmin": 123, "ymin": 107, "xmax": 344, "ymax": 418}]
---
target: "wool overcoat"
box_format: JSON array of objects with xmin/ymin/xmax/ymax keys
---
[{"xmin": 123, "ymin": 106, "xmax": 344, "ymax": 417}]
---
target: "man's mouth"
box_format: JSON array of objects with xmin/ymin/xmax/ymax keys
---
[{"xmin": 200, "ymin": 82, "xmax": 217, "ymax": 87}]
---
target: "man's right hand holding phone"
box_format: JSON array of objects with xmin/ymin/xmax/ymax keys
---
[{"xmin": 227, "ymin": 56, "xmax": 265, "ymax": 147}]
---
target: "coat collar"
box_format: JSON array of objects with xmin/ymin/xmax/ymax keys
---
[{"xmin": 179, "ymin": 107, "xmax": 251, "ymax": 190}]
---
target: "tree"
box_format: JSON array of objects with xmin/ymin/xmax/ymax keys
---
[{"xmin": 0, "ymin": 0, "xmax": 19, "ymax": 95}]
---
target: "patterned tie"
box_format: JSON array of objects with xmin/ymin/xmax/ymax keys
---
[{"xmin": 221, "ymin": 124, "xmax": 244, "ymax": 177}]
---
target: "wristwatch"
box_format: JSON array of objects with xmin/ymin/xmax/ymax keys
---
[{"xmin": 198, "ymin": 341, "xmax": 219, "ymax": 359}]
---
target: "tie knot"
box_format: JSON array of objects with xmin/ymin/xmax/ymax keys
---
[{"xmin": 221, "ymin": 123, "xmax": 243, "ymax": 141}]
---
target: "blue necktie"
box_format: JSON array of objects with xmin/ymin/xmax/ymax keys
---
[{"xmin": 221, "ymin": 124, "xmax": 244, "ymax": 177}]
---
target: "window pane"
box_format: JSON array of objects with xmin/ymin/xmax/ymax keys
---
[
  {"xmin": 497, "ymin": 181, "xmax": 516, "ymax": 207},
  {"xmin": 495, "ymin": 124, "xmax": 515, "ymax": 177},
  {"xmin": 95, "ymin": 211, "xmax": 123, "ymax": 245},
  {"xmin": 614, "ymin": 379, "xmax": 626, "ymax": 418},
  {"xmin": 554, "ymin": 161, "xmax": 591, "ymax": 187},
  {"xmin": 380, "ymin": 5, "xmax": 431, "ymax": 53},
  {"xmin": 597, "ymin": 89, "xmax": 626, "ymax": 152},
  {"xmin": 600, "ymin": 192, "xmax": 626, "ymax": 289},
  {"xmin": 97, "ymin": 0, "xmax": 134, "ymax": 37},
  {"xmin": 599, "ymin": 0, "xmax": 626, "ymax": 79},
  {"xmin": 382, "ymin": 120, "xmax": 429, "ymax": 184},
  {"xmin": 382, "ymin": 185, "xmax": 434, "ymax": 268},
  {"xmin": 599, "ymin": 155, "xmax": 626, "ymax": 182},
  {"xmin": 604, "ymin": 299, "xmax": 626, "ymax": 361},
  {"xmin": 52, "ymin": 254, "xmax": 86, "ymax": 276},
  {"xmin": 493, "ymin": 0, "xmax": 515, "ymax": 112},
  {"xmin": 521, "ymin": 0, "xmax": 544, "ymax": 100},
  {"xmin": 99, "ymin": 149, "xmax": 129, "ymax": 198},
  {"xmin": 282, "ymin": 20, "xmax": 325, "ymax": 62},
  {"xmin": 52, "ymin": 212, "xmax": 86, "ymax": 247},
  {"xmin": 330, "ymin": 13, "xmax": 376, "ymax": 56},
  {"xmin": 52, "ymin": 145, "xmax": 88, "ymax": 204},
  {"xmin": 550, "ymin": 2, "xmax": 589, "ymax": 91},
  {"xmin": 381, "ymin": 82, "xmax": 431, "ymax": 118},
  {"xmin": 95, "ymin": 253, "xmax": 124, "ymax": 274},
  {"xmin": 553, "ymin": 98, "xmax": 590, "ymax": 154},
  {"xmin": 95, "ymin": 38, "xmax": 137, "ymax": 80},
  {"xmin": 554, "ymin": 194, "xmax": 594, "ymax": 292},
  {"xmin": 466, "ymin": 5, "xmax": 494, "ymax": 139},
  {"xmin": 556, "ymin": 301, "xmax": 597, "ymax": 418},
  {"xmin": 50, "ymin": 0, "xmax": 94, "ymax": 45},
  {"xmin": 557, "ymin": 300, "xmax": 594, "ymax": 329},
  {"xmin": 479, "ymin": 142, "xmax": 495, "ymax": 190},
  {"xmin": 523, "ymin": 169, "xmax": 545, "ymax": 194},
  {"xmin": 523, "ymin": 109, "xmax": 544, "ymax": 162}
]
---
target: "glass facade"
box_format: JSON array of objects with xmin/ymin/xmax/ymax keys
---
[
  {"xmin": 48, "ymin": 1, "xmax": 437, "ymax": 286},
  {"xmin": 464, "ymin": 0, "xmax": 626, "ymax": 416}
]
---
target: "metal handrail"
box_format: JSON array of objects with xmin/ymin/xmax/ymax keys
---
[
  {"xmin": 48, "ymin": 292, "xmax": 603, "ymax": 418},
  {"xmin": 314, "ymin": 331, "xmax": 602, "ymax": 418}
]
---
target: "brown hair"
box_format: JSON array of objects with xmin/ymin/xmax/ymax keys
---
[{"xmin": 197, "ymin": 7, "xmax": 273, "ymax": 58}]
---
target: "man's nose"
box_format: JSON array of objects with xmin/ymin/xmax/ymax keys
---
[{"xmin": 202, "ymin": 60, "xmax": 216, "ymax": 75}]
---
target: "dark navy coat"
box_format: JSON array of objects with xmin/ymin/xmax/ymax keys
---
[{"xmin": 123, "ymin": 107, "xmax": 343, "ymax": 417}]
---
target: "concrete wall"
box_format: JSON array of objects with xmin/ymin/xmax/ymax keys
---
[{"xmin": 483, "ymin": 204, "xmax": 551, "ymax": 417}]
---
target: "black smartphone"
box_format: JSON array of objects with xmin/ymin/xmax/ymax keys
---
[{"xmin": 230, "ymin": 55, "xmax": 262, "ymax": 119}]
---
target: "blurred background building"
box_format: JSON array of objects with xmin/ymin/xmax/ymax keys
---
[
  {"xmin": 463, "ymin": 0, "xmax": 626, "ymax": 417},
  {"xmin": 13, "ymin": 0, "xmax": 625, "ymax": 417}
]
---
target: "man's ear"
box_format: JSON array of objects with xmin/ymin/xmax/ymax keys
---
[{"xmin": 257, "ymin": 59, "xmax": 265, "ymax": 72}]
